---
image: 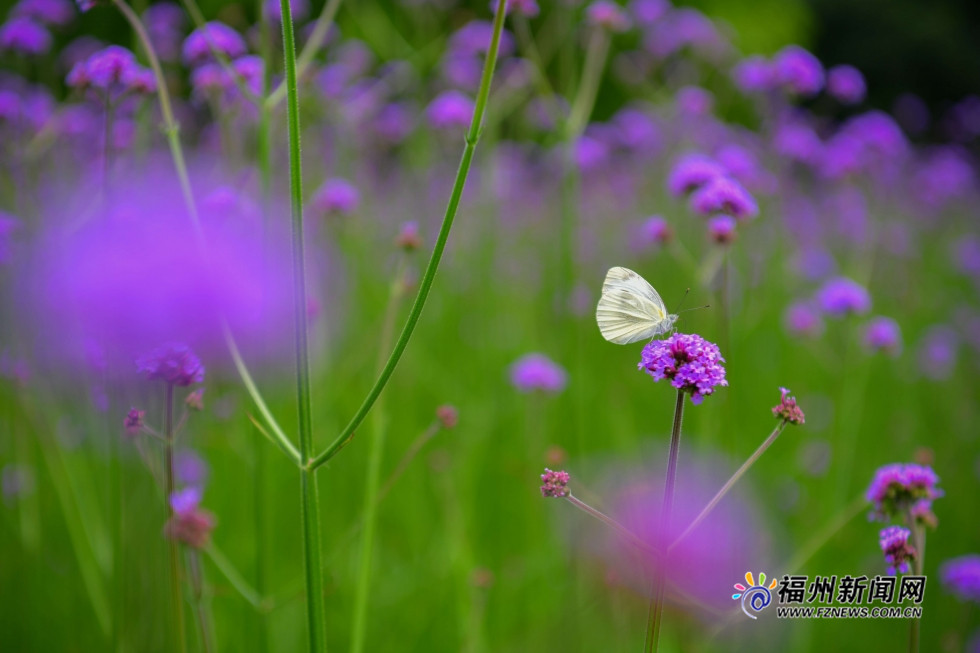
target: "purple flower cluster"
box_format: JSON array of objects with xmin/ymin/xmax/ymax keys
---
[
  {"xmin": 638, "ymin": 333, "xmax": 727, "ymax": 404},
  {"xmin": 815, "ymin": 277, "xmax": 871, "ymax": 317},
  {"xmin": 773, "ymin": 45, "xmax": 825, "ymax": 97},
  {"xmin": 309, "ymin": 177, "xmax": 360, "ymax": 216},
  {"xmin": 426, "ymin": 90, "xmax": 474, "ymax": 130},
  {"xmin": 165, "ymin": 487, "xmax": 215, "ymax": 548},
  {"xmin": 866, "ymin": 463, "xmax": 943, "ymax": 524},
  {"xmin": 540, "ymin": 468, "xmax": 570, "ymax": 498},
  {"xmin": 586, "ymin": 1, "xmax": 632, "ymax": 32},
  {"xmin": 772, "ymin": 387, "xmax": 805, "ymax": 425},
  {"xmin": 66, "ymin": 45, "xmax": 156, "ymax": 97},
  {"xmin": 939, "ymin": 555, "xmax": 980, "ymax": 603},
  {"xmin": 136, "ymin": 342, "xmax": 205, "ymax": 387},
  {"xmin": 0, "ymin": 16, "xmax": 52, "ymax": 56},
  {"xmin": 510, "ymin": 353, "xmax": 567, "ymax": 394},
  {"xmin": 190, "ymin": 56, "xmax": 264, "ymax": 107},
  {"xmin": 863, "ymin": 317, "xmax": 902, "ymax": 356},
  {"xmin": 689, "ymin": 175, "xmax": 758, "ymax": 220},
  {"xmin": 123, "ymin": 407, "xmax": 144, "ymax": 437},
  {"xmin": 667, "ymin": 153, "xmax": 725, "ymax": 197},
  {"xmin": 182, "ymin": 21, "xmax": 246, "ymax": 68},
  {"xmin": 879, "ymin": 526, "xmax": 916, "ymax": 575},
  {"xmin": 12, "ymin": 0, "xmax": 76, "ymax": 27},
  {"xmin": 826, "ymin": 64, "xmax": 866, "ymax": 105}
]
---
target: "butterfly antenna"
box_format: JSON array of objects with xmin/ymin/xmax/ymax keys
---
[
  {"xmin": 677, "ymin": 304, "xmax": 711, "ymax": 314},
  {"xmin": 674, "ymin": 288, "xmax": 691, "ymax": 313}
]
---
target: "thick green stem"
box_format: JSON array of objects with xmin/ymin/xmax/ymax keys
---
[
  {"xmin": 351, "ymin": 263, "xmax": 407, "ymax": 653},
  {"xmin": 646, "ymin": 390, "xmax": 685, "ymax": 653},
  {"xmin": 670, "ymin": 420, "xmax": 788, "ymax": 552},
  {"xmin": 164, "ymin": 384, "xmax": 187, "ymax": 653},
  {"xmin": 309, "ymin": 0, "xmax": 509, "ymax": 471},
  {"xmin": 278, "ymin": 0, "xmax": 326, "ymax": 649}
]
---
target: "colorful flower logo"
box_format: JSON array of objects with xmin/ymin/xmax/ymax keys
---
[{"xmin": 732, "ymin": 571, "xmax": 778, "ymax": 619}]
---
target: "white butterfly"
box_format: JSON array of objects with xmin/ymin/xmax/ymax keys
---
[{"xmin": 596, "ymin": 266, "xmax": 678, "ymax": 344}]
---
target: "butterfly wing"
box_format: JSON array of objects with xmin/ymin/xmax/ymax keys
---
[{"xmin": 596, "ymin": 267, "xmax": 669, "ymax": 344}]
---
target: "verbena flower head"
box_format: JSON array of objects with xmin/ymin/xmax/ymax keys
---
[
  {"xmin": 0, "ymin": 16, "xmax": 52, "ymax": 55},
  {"xmin": 879, "ymin": 526, "xmax": 916, "ymax": 575},
  {"xmin": 866, "ymin": 463, "xmax": 943, "ymax": 523},
  {"xmin": 816, "ymin": 277, "xmax": 871, "ymax": 317},
  {"xmin": 123, "ymin": 407, "xmax": 144, "ymax": 437},
  {"xmin": 510, "ymin": 353, "xmax": 568, "ymax": 394},
  {"xmin": 310, "ymin": 177, "xmax": 360, "ymax": 216},
  {"xmin": 166, "ymin": 488, "xmax": 215, "ymax": 548},
  {"xmin": 12, "ymin": 0, "xmax": 76, "ymax": 27},
  {"xmin": 772, "ymin": 387, "xmax": 805, "ymax": 425},
  {"xmin": 689, "ymin": 176, "xmax": 758, "ymax": 220},
  {"xmin": 67, "ymin": 45, "xmax": 156, "ymax": 97},
  {"xmin": 939, "ymin": 555, "xmax": 980, "ymax": 604},
  {"xmin": 586, "ymin": 1, "xmax": 632, "ymax": 32},
  {"xmin": 635, "ymin": 215, "xmax": 672, "ymax": 248},
  {"xmin": 426, "ymin": 90, "xmax": 474, "ymax": 130},
  {"xmin": 863, "ymin": 317, "xmax": 902, "ymax": 356},
  {"xmin": 540, "ymin": 468, "xmax": 570, "ymax": 498},
  {"xmin": 136, "ymin": 342, "xmax": 205, "ymax": 386},
  {"xmin": 783, "ymin": 301, "xmax": 825, "ymax": 338},
  {"xmin": 182, "ymin": 21, "xmax": 246, "ymax": 67},
  {"xmin": 667, "ymin": 153, "xmax": 724, "ymax": 197},
  {"xmin": 638, "ymin": 333, "xmax": 727, "ymax": 404},
  {"xmin": 707, "ymin": 215, "xmax": 736, "ymax": 244},
  {"xmin": 175, "ymin": 450, "xmax": 208, "ymax": 489},
  {"xmin": 827, "ymin": 64, "xmax": 866, "ymax": 105},
  {"xmin": 448, "ymin": 20, "xmax": 514, "ymax": 58},
  {"xmin": 732, "ymin": 55, "xmax": 774, "ymax": 93},
  {"xmin": 773, "ymin": 45, "xmax": 824, "ymax": 96}
]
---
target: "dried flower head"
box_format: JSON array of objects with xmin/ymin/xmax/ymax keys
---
[
  {"xmin": 540, "ymin": 468, "xmax": 570, "ymax": 498},
  {"xmin": 165, "ymin": 488, "xmax": 216, "ymax": 549},
  {"xmin": 436, "ymin": 404, "xmax": 458, "ymax": 429},
  {"xmin": 772, "ymin": 387, "xmax": 805, "ymax": 425},
  {"xmin": 879, "ymin": 526, "xmax": 916, "ymax": 575},
  {"xmin": 866, "ymin": 463, "xmax": 943, "ymax": 524},
  {"xmin": 185, "ymin": 388, "xmax": 204, "ymax": 411},
  {"xmin": 638, "ymin": 333, "xmax": 727, "ymax": 404},
  {"xmin": 136, "ymin": 342, "xmax": 205, "ymax": 387},
  {"xmin": 123, "ymin": 407, "xmax": 144, "ymax": 437}
]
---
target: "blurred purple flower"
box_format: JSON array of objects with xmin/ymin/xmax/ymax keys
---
[
  {"xmin": 638, "ymin": 333, "xmax": 727, "ymax": 404},
  {"xmin": 540, "ymin": 468, "xmax": 570, "ymax": 498},
  {"xmin": 915, "ymin": 148, "xmax": 975, "ymax": 209},
  {"xmin": 371, "ymin": 102, "xmax": 414, "ymax": 143},
  {"xmin": 170, "ymin": 486, "xmax": 202, "ymax": 517},
  {"xmin": 136, "ymin": 342, "xmax": 205, "ymax": 386},
  {"xmin": 940, "ymin": 555, "xmax": 980, "ymax": 603},
  {"xmin": 426, "ymin": 90, "xmax": 473, "ymax": 129},
  {"xmin": 0, "ymin": 16, "xmax": 52, "ymax": 55},
  {"xmin": 784, "ymin": 301, "xmax": 824, "ymax": 338},
  {"xmin": 511, "ymin": 353, "xmax": 567, "ymax": 393},
  {"xmin": 706, "ymin": 214, "xmax": 736, "ymax": 244},
  {"xmin": 879, "ymin": 526, "xmax": 916, "ymax": 575},
  {"xmin": 866, "ymin": 462, "xmax": 943, "ymax": 523},
  {"xmin": 182, "ymin": 21, "xmax": 246, "ymax": 67},
  {"xmin": 815, "ymin": 277, "xmax": 871, "ymax": 317},
  {"xmin": 774, "ymin": 120, "xmax": 823, "ymax": 165},
  {"xmin": 772, "ymin": 387, "xmax": 805, "ymax": 425},
  {"xmin": 143, "ymin": 3, "xmax": 185, "ymax": 61},
  {"xmin": 309, "ymin": 177, "xmax": 359, "ymax": 216},
  {"xmin": 629, "ymin": 0, "xmax": 668, "ymax": 26},
  {"xmin": 586, "ymin": 1, "xmax": 632, "ymax": 31},
  {"xmin": 675, "ymin": 85, "xmax": 713, "ymax": 117},
  {"xmin": 666, "ymin": 153, "xmax": 724, "ymax": 197},
  {"xmin": 773, "ymin": 45, "xmax": 824, "ymax": 96},
  {"xmin": 863, "ymin": 317, "xmax": 902, "ymax": 356},
  {"xmin": 123, "ymin": 407, "xmax": 144, "ymax": 437},
  {"xmin": 495, "ymin": 0, "xmax": 539, "ymax": 17},
  {"xmin": 66, "ymin": 45, "xmax": 156, "ymax": 97},
  {"xmin": 612, "ymin": 106, "xmax": 662, "ymax": 154},
  {"xmin": 166, "ymin": 488, "xmax": 215, "ymax": 548},
  {"xmin": 689, "ymin": 176, "xmax": 758, "ymax": 220},
  {"xmin": 826, "ymin": 64, "xmax": 865, "ymax": 105},
  {"xmin": 732, "ymin": 55, "xmax": 774, "ymax": 93},
  {"xmin": 574, "ymin": 133, "xmax": 610, "ymax": 171},
  {"xmin": 441, "ymin": 52, "xmax": 483, "ymax": 91},
  {"xmin": 264, "ymin": 0, "xmax": 309, "ymax": 22},
  {"xmin": 634, "ymin": 215, "xmax": 672, "ymax": 248},
  {"xmin": 175, "ymin": 449, "xmax": 209, "ymax": 490},
  {"xmin": 12, "ymin": 0, "xmax": 75, "ymax": 27},
  {"xmin": 917, "ymin": 325, "xmax": 958, "ymax": 381},
  {"xmin": 448, "ymin": 20, "xmax": 514, "ymax": 58}
]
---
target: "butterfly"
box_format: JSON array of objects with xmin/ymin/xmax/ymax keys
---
[{"xmin": 595, "ymin": 266, "xmax": 678, "ymax": 344}]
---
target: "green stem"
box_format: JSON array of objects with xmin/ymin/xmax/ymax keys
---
[
  {"xmin": 646, "ymin": 390, "xmax": 685, "ymax": 653},
  {"xmin": 267, "ymin": 0, "xmax": 344, "ymax": 108},
  {"xmin": 351, "ymin": 262, "xmax": 407, "ymax": 653},
  {"xmin": 565, "ymin": 494, "xmax": 653, "ymax": 555},
  {"xmin": 278, "ymin": 0, "xmax": 326, "ymax": 649},
  {"xmin": 309, "ymin": 0, "xmax": 509, "ymax": 471},
  {"xmin": 164, "ymin": 384, "xmax": 187, "ymax": 653},
  {"xmin": 908, "ymin": 511, "xmax": 925, "ymax": 653},
  {"xmin": 670, "ymin": 420, "xmax": 788, "ymax": 552},
  {"xmin": 187, "ymin": 550, "xmax": 214, "ymax": 653},
  {"xmin": 205, "ymin": 543, "xmax": 270, "ymax": 611},
  {"xmin": 565, "ymin": 28, "xmax": 610, "ymax": 138}
]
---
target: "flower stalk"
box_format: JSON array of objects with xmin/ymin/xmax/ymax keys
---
[{"xmin": 163, "ymin": 383, "xmax": 187, "ymax": 653}]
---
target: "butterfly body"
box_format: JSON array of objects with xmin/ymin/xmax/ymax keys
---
[{"xmin": 596, "ymin": 266, "xmax": 678, "ymax": 344}]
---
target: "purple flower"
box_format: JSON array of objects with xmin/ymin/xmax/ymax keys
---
[
  {"xmin": 12, "ymin": 0, "xmax": 76, "ymax": 27},
  {"xmin": 706, "ymin": 215, "xmax": 736, "ymax": 244},
  {"xmin": 666, "ymin": 153, "xmax": 724, "ymax": 197},
  {"xmin": 175, "ymin": 450, "xmax": 209, "ymax": 489},
  {"xmin": 426, "ymin": 90, "xmax": 474, "ymax": 130},
  {"xmin": 448, "ymin": 20, "xmax": 514, "ymax": 58},
  {"xmin": 166, "ymin": 489, "xmax": 215, "ymax": 548},
  {"xmin": 863, "ymin": 317, "xmax": 902, "ymax": 356},
  {"xmin": 815, "ymin": 277, "xmax": 871, "ymax": 317},
  {"xmin": 638, "ymin": 333, "xmax": 727, "ymax": 404},
  {"xmin": 773, "ymin": 45, "xmax": 824, "ymax": 96},
  {"xmin": 774, "ymin": 120, "xmax": 823, "ymax": 164},
  {"xmin": 309, "ymin": 177, "xmax": 359, "ymax": 216},
  {"xmin": 629, "ymin": 0, "xmax": 668, "ymax": 26},
  {"xmin": 170, "ymin": 486, "xmax": 202, "ymax": 517},
  {"xmin": 182, "ymin": 21, "xmax": 246, "ymax": 67},
  {"xmin": 540, "ymin": 468, "xmax": 570, "ymax": 498},
  {"xmin": 866, "ymin": 463, "xmax": 943, "ymax": 523},
  {"xmin": 675, "ymin": 86, "xmax": 713, "ymax": 117},
  {"xmin": 917, "ymin": 325, "xmax": 958, "ymax": 381},
  {"xmin": 66, "ymin": 45, "xmax": 156, "ymax": 97},
  {"xmin": 574, "ymin": 133, "xmax": 610, "ymax": 171},
  {"xmin": 123, "ymin": 407, "xmax": 144, "ymax": 437},
  {"xmin": 826, "ymin": 64, "xmax": 866, "ymax": 105},
  {"xmin": 496, "ymin": 0, "xmax": 539, "ymax": 17},
  {"xmin": 915, "ymin": 148, "xmax": 975, "ymax": 209},
  {"xmin": 689, "ymin": 176, "xmax": 758, "ymax": 220},
  {"xmin": 436, "ymin": 404, "xmax": 458, "ymax": 429},
  {"xmin": 784, "ymin": 301, "xmax": 824, "ymax": 338},
  {"xmin": 612, "ymin": 107, "xmax": 662, "ymax": 154},
  {"xmin": 0, "ymin": 17, "xmax": 52, "ymax": 55},
  {"xmin": 371, "ymin": 102, "xmax": 413, "ymax": 143},
  {"xmin": 264, "ymin": 0, "xmax": 309, "ymax": 22},
  {"xmin": 136, "ymin": 342, "xmax": 205, "ymax": 387},
  {"xmin": 879, "ymin": 526, "xmax": 916, "ymax": 575},
  {"xmin": 510, "ymin": 353, "xmax": 568, "ymax": 393},
  {"xmin": 732, "ymin": 55, "xmax": 774, "ymax": 93},
  {"xmin": 772, "ymin": 387, "xmax": 805, "ymax": 425},
  {"xmin": 940, "ymin": 555, "xmax": 980, "ymax": 603},
  {"xmin": 586, "ymin": 1, "xmax": 632, "ymax": 31},
  {"xmin": 395, "ymin": 221, "xmax": 422, "ymax": 251},
  {"xmin": 634, "ymin": 215, "xmax": 672, "ymax": 248}
]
